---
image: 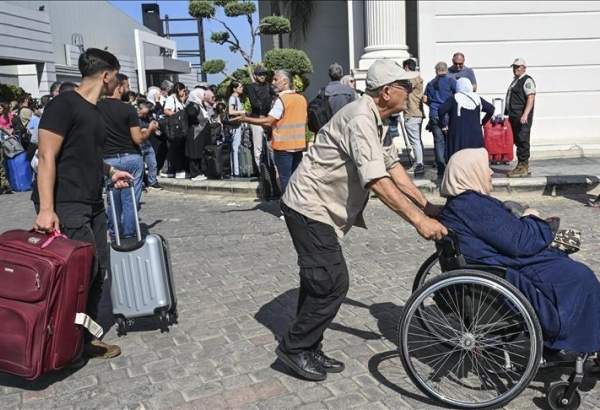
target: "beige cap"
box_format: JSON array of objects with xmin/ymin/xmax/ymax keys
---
[
  {"xmin": 511, "ymin": 57, "xmax": 527, "ymax": 67},
  {"xmin": 366, "ymin": 59, "xmax": 418, "ymax": 90}
]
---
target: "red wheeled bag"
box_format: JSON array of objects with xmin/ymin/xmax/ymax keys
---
[
  {"xmin": 0, "ymin": 230, "xmax": 98, "ymax": 380},
  {"xmin": 483, "ymin": 98, "xmax": 514, "ymax": 163}
]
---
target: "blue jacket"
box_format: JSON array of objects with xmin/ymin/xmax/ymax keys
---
[
  {"xmin": 424, "ymin": 75, "xmax": 456, "ymax": 119},
  {"xmin": 440, "ymin": 191, "xmax": 600, "ymax": 353}
]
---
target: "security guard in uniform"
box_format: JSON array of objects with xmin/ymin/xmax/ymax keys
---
[{"xmin": 506, "ymin": 57, "xmax": 536, "ymax": 177}]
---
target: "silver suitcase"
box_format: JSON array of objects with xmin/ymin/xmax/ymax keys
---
[{"xmin": 108, "ymin": 186, "xmax": 177, "ymax": 336}]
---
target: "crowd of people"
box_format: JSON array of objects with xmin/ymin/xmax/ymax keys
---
[
  {"xmin": 2, "ymin": 43, "xmax": 600, "ymax": 396},
  {"xmin": 400, "ymin": 52, "xmax": 536, "ymax": 178}
]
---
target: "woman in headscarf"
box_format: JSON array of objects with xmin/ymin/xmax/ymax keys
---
[
  {"xmin": 439, "ymin": 148, "xmax": 600, "ymax": 354},
  {"xmin": 437, "ymin": 78, "xmax": 494, "ymax": 161},
  {"xmin": 185, "ymin": 88, "xmax": 210, "ymax": 181}
]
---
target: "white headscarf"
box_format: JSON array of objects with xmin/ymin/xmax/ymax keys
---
[
  {"xmin": 187, "ymin": 88, "xmax": 206, "ymax": 106},
  {"xmin": 454, "ymin": 77, "xmax": 480, "ymax": 117},
  {"xmin": 146, "ymin": 86, "xmax": 161, "ymax": 106},
  {"xmin": 440, "ymin": 148, "xmax": 493, "ymax": 198}
]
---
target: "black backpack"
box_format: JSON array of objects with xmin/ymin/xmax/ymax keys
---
[
  {"xmin": 11, "ymin": 111, "xmax": 32, "ymax": 149},
  {"xmin": 307, "ymin": 88, "xmax": 332, "ymax": 133}
]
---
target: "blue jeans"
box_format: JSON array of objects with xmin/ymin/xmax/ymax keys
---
[
  {"xmin": 141, "ymin": 141, "xmax": 157, "ymax": 186},
  {"xmin": 273, "ymin": 150, "xmax": 303, "ymax": 194},
  {"xmin": 104, "ymin": 153, "xmax": 144, "ymax": 239},
  {"xmin": 429, "ymin": 118, "xmax": 446, "ymax": 176}
]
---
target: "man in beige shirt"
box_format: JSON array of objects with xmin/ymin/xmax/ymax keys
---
[{"xmin": 276, "ymin": 59, "xmax": 447, "ymax": 382}]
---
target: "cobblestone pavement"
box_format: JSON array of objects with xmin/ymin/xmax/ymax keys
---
[{"xmin": 1, "ymin": 190, "xmax": 600, "ymax": 410}]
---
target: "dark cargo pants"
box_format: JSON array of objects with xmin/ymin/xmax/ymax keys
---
[
  {"xmin": 280, "ymin": 202, "xmax": 350, "ymax": 354},
  {"xmin": 509, "ymin": 115, "xmax": 533, "ymax": 164}
]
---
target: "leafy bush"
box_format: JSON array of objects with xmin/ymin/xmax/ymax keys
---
[
  {"xmin": 259, "ymin": 16, "xmax": 290, "ymax": 35},
  {"xmin": 188, "ymin": 0, "xmax": 215, "ymax": 18},
  {"xmin": 210, "ymin": 31, "xmax": 230, "ymax": 45},
  {"xmin": 202, "ymin": 59, "xmax": 226, "ymax": 74},
  {"xmin": 224, "ymin": 1, "xmax": 256, "ymax": 17},
  {"xmin": 214, "ymin": 0, "xmax": 234, "ymax": 6},
  {"xmin": 263, "ymin": 48, "xmax": 313, "ymax": 75},
  {"xmin": 0, "ymin": 84, "xmax": 26, "ymax": 103}
]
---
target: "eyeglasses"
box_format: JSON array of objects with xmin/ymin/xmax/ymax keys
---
[{"xmin": 388, "ymin": 81, "xmax": 413, "ymax": 94}]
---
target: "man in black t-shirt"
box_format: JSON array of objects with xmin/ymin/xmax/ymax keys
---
[
  {"xmin": 33, "ymin": 48, "xmax": 132, "ymax": 360},
  {"xmin": 245, "ymin": 66, "xmax": 276, "ymax": 167},
  {"xmin": 97, "ymin": 73, "xmax": 147, "ymax": 239}
]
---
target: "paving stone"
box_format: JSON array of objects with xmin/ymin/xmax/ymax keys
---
[{"xmin": 2, "ymin": 192, "xmax": 600, "ymax": 409}]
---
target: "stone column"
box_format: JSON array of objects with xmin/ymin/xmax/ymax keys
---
[{"xmin": 356, "ymin": 0, "xmax": 410, "ymax": 87}]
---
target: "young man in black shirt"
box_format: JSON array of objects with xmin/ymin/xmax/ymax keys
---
[
  {"xmin": 97, "ymin": 73, "xmax": 147, "ymax": 239},
  {"xmin": 245, "ymin": 66, "xmax": 276, "ymax": 168},
  {"xmin": 33, "ymin": 48, "xmax": 132, "ymax": 359}
]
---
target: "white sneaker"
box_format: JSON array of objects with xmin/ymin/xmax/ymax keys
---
[
  {"xmin": 191, "ymin": 174, "xmax": 207, "ymax": 182},
  {"xmin": 175, "ymin": 172, "xmax": 187, "ymax": 179},
  {"xmin": 160, "ymin": 172, "xmax": 174, "ymax": 178}
]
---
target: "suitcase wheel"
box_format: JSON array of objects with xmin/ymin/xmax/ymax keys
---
[
  {"xmin": 159, "ymin": 311, "xmax": 171, "ymax": 333},
  {"xmin": 170, "ymin": 308, "xmax": 179, "ymax": 325},
  {"xmin": 116, "ymin": 317, "xmax": 128, "ymax": 337}
]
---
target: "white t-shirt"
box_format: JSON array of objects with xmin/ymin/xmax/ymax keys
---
[
  {"xmin": 268, "ymin": 90, "xmax": 296, "ymax": 120},
  {"xmin": 228, "ymin": 95, "xmax": 242, "ymax": 112},
  {"xmin": 164, "ymin": 95, "xmax": 184, "ymax": 112}
]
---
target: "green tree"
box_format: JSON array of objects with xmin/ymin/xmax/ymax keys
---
[
  {"xmin": 189, "ymin": 0, "xmax": 291, "ymax": 80},
  {"xmin": 263, "ymin": 48, "xmax": 312, "ymax": 91}
]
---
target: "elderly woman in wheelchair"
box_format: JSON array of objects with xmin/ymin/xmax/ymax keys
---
[{"xmin": 398, "ymin": 148, "xmax": 600, "ymax": 410}]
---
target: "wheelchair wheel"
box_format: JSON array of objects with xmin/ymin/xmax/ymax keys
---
[
  {"xmin": 412, "ymin": 252, "xmax": 442, "ymax": 293},
  {"xmin": 398, "ymin": 270, "xmax": 542, "ymax": 409}
]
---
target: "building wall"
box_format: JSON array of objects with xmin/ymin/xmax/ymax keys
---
[
  {"xmin": 259, "ymin": 0, "xmax": 350, "ymax": 100},
  {"xmin": 418, "ymin": 1, "xmax": 600, "ymax": 149},
  {"xmin": 9, "ymin": 0, "xmax": 151, "ymax": 66},
  {"xmin": 0, "ymin": 2, "xmax": 54, "ymax": 64}
]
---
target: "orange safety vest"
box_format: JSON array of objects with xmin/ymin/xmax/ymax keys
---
[{"xmin": 271, "ymin": 93, "xmax": 307, "ymax": 152}]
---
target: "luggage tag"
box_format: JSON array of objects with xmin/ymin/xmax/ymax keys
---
[{"xmin": 75, "ymin": 313, "xmax": 104, "ymax": 339}]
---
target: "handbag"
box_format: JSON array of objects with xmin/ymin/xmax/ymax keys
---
[
  {"xmin": 1, "ymin": 135, "xmax": 25, "ymax": 158},
  {"xmin": 550, "ymin": 229, "xmax": 581, "ymax": 254},
  {"xmin": 162, "ymin": 110, "xmax": 188, "ymax": 142}
]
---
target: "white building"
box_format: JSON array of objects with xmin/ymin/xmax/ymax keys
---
[
  {"xmin": 259, "ymin": 0, "xmax": 600, "ymax": 157},
  {"xmin": 0, "ymin": 0, "xmax": 198, "ymax": 97}
]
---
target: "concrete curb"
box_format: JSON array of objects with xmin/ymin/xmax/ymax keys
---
[{"xmin": 159, "ymin": 174, "xmax": 600, "ymax": 198}]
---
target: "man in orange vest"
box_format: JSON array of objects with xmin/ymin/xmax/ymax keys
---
[{"xmin": 235, "ymin": 69, "xmax": 307, "ymax": 194}]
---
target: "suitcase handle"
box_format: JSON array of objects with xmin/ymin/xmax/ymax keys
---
[
  {"xmin": 492, "ymin": 98, "xmax": 504, "ymax": 118},
  {"xmin": 107, "ymin": 183, "xmax": 142, "ymax": 247}
]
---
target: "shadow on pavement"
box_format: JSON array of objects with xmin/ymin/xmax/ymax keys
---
[
  {"xmin": 220, "ymin": 200, "xmax": 281, "ymax": 219},
  {"xmin": 0, "ymin": 360, "xmax": 87, "ymax": 391},
  {"xmin": 368, "ymin": 350, "xmax": 440, "ymax": 407}
]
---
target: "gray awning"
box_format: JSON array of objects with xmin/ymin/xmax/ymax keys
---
[{"xmin": 144, "ymin": 56, "xmax": 191, "ymax": 74}]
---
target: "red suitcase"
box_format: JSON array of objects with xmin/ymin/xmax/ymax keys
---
[
  {"xmin": 0, "ymin": 230, "xmax": 97, "ymax": 379},
  {"xmin": 484, "ymin": 119, "xmax": 514, "ymax": 163},
  {"xmin": 483, "ymin": 98, "xmax": 514, "ymax": 163}
]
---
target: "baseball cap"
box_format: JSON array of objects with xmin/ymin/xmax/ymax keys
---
[
  {"xmin": 366, "ymin": 59, "xmax": 418, "ymax": 90},
  {"xmin": 511, "ymin": 58, "xmax": 527, "ymax": 67}
]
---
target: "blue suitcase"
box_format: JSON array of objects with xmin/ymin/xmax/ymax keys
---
[{"xmin": 5, "ymin": 151, "xmax": 32, "ymax": 192}]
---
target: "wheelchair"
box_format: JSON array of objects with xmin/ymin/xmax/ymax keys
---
[{"xmin": 398, "ymin": 231, "xmax": 591, "ymax": 409}]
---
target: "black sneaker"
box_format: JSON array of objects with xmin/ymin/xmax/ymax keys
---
[
  {"xmin": 148, "ymin": 183, "xmax": 164, "ymax": 191},
  {"xmin": 275, "ymin": 346, "xmax": 327, "ymax": 381},
  {"xmin": 413, "ymin": 163, "xmax": 425, "ymax": 176},
  {"xmin": 312, "ymin": 349, "xmax": 345, "ymax": 373}
]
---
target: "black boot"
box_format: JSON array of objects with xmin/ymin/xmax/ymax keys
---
[
  {"xmin": 275, "ymin": 347, "xmax": 327, "ymax": 381},
  {"xmin": 313, "ymin": 349, "xmax": 345, "ymax": 373}
]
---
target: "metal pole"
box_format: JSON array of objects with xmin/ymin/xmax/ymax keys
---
[
  {"xmin": 197, "ymin": 18, "xmax": 207, "ymax": 82},
  {"xmin": 165, "ymin": 14, "xmax": 170, "ymax": 38}
]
